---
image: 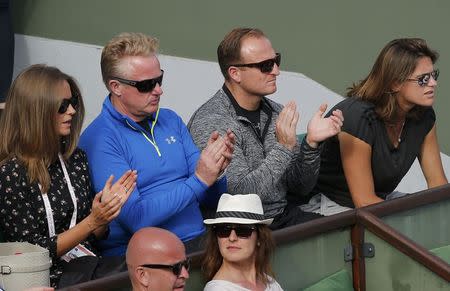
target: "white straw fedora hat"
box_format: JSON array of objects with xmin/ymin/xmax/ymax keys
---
[{"xmin": 204, "ymin": 193, "xmax": 273, "ymax": 225}]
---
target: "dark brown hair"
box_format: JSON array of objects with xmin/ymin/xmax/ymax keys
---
[
  {"xmin": 202, "ymin": 224, "xmax": 275, "ymax": 286},
  {"xmin": 217, "ymin": 28, "xmax": 266, "ymax": 80},
  {"xmin": 347, "ymin": 38, "xmax": 438, "ymax": 122}
]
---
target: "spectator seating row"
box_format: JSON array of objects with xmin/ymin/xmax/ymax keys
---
[{"xmin": 59, "ymin": 184, "xmax": 450, "ymax": 291}]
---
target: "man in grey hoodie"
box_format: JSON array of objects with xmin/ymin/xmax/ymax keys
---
[{"xmin": 188, "ymin": 28, "xmax": 343, "ymax": 229}]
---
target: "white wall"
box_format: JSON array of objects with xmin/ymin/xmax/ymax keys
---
[
  {"xmin": 13, "ymin": 34, "xmax": 450, "ymax": 194},
  {"xmin": 13, "ymin": 35, "xmax": 343, "ymax": 131}
]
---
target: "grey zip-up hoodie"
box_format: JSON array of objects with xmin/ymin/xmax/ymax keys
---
[{"xmin": 188, "ymin": 87, "xmax": 320, "ymax": 218}]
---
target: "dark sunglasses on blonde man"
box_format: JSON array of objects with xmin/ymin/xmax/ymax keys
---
[{"xmin": 112, "ymin": 70, "xmax": 164, "ymax": 93}]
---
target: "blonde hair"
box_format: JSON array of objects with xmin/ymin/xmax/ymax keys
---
[
  {"xmin": 101, "ymin": 32, "xmax": 159, "ymax": 91},
  {"xmin": 0, "ymin": 64, "xmax": 85, "ymax": 192}
]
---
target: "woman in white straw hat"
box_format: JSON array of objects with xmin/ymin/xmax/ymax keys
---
[{"xmin": 202, "ymin": 193, "xmax": 283, "ymax": 291}]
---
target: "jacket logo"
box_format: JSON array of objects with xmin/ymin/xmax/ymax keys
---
[{"xmin": 165, "ymin": 136, "xmax": 177, "ymax": 144}]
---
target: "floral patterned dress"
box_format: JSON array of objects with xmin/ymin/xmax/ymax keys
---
[{"xmin": 0, "ymin": 148, "xmax": 98, "ymax": 287}]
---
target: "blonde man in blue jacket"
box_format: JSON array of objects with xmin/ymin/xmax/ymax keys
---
[{"xmin": 80, "ymin": 32, "xmax": 234, "ymax": 256}]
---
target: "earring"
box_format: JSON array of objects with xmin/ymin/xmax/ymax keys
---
[{"xmin": 257, "ymin": 242, "xmax": 261, "ymax": 247}]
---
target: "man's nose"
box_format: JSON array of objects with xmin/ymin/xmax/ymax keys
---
[
  {"xmin": 179, "ymin": 265, "xmax": 189, "ymax": 279},
  {"xmin": 153, "ymin": 83, "xmax": 163, "ymax": 94},
  {"xmin": 271, "ymin": 63, "xmax": 280, "ymax": 76}
]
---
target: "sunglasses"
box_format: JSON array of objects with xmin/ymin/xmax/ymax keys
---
[
  {"xmin": 230, "ymin": 53, "xmax": 281, "ymax": 73},
  {"xmin": 113, "ymin": 70, "xmax": 164, "ymax": 93},
  {"xmin": 406, "ymin": 69, "xmax": 439, "ymax": 87},
  {"xmin": 213, "ymin": 224, "xmax": 256, "ymax": 239},
  {"xmin": 58, "ymin": 95, "xmax": 79, "ymax": 114},
  {"xmin": 140, "ymin": 258, "xmax": 190, "ymax": 277}
]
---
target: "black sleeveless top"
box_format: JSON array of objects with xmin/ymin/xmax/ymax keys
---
[{"xmin": 314, "ymin": 97, "xmax": 435, "ymax": 208}]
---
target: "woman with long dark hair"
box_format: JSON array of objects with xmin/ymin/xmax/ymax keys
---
[
  {"xmin": 0, "ymin": 64, "xmax": 137, "ymax": 287},
  {"xmin": 307, "ymin": 38, "xmax": 448, "ymax": 214},
  {"xmin": 202, "ymin": 193, "xmax": 283, "ymax": 290}
]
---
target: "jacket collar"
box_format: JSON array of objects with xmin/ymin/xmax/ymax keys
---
[
  {"xmin": 102, "ymin": 94, "xmax": 158, "ymax": 132},
  {"xmin": 221, "ymin": 84, "xmax": 275, "ymax": 119},
  {"xmin": 221, "ymin": 84, "xmax": 273, "ymax": 143}
]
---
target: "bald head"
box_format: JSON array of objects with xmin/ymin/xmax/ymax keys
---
[{"xmin": 126, "ymin": 227, "xmax": 189, "ymax": 291}]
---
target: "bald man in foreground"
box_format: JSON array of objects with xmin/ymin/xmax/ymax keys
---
[{"xmin": 126, "ymin": 227, "xmax": 190, "ymax": 291}]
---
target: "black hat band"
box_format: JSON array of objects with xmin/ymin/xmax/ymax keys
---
[{"xmin": 215, "ymin": 211, "xmax": 265, "ymax": 221}]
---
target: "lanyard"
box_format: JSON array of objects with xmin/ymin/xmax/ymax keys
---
[
  {"xmin": 39, "ymin": 153, "xmax": 78, "ymax": 237},
  {"xmin": 126, "ymin": 108, "xmax": 162, "ymax": 156},
  {"xmin": 140, "ymin": 131, "xmax": 161, "ymax": 156}
]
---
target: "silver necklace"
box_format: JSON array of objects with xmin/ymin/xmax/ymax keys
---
[{"xmin": 397, "ymin": 121, "xmax": 405, "ymax": 143}]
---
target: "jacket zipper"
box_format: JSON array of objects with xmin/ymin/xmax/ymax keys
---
[{"xmin": 125, "ymin": 109, "xmax": 162, "ymax": 157}]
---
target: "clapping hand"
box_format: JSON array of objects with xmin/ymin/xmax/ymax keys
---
[
  {"xmin": 214, "ymin": 129, "xmax": 235, "ymax": 172},
  {"xmin": 88, "ymin": 170, "xmax": 137, "ymax": 230},
  {"xmin": 195, "ymin": 131, "xmax": 232, "ymax": 186},
  {"xmin": 306, "ymin": 103, "xmax": 344, "ymax": 148},
  {"xmin": 101, "ymin": 170, "xmax": 137, "ymax": 204},
  {"xmin": 276, "ymin": 101, "xmax": 300, "ymax": 151}
]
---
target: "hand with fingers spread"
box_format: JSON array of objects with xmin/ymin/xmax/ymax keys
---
[
  {"xmin": 87, "ymin": 170, "xmax": 137, "ymax": 230},
  {"xmin": 306, "ymin": 103, "xmax": 344, "ymax": 148},
  {"xmin": 101, "ymin": 169, "xmax": 137, "ymax": 205},
  {"xmin": 276, "ymin": 101, "xmax": 300, "ymax": 151},
  {"xmin": 196, "ymin": 131, "xmax": 228, "ymax": 186}
]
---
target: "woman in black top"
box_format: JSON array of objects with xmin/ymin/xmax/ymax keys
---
[
  {"xmin": 311, "ymin": 38, "xmax": 447, "ymax": 211},
  {"xmin": 0, "ymin": 64, "xmax": 137, "ymax": 286}
]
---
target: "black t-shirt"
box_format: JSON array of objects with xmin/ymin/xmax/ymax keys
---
[
  {"xmin": 136, "ymin": 115, "xmax": 156, "ymax": 135},
  {"xmin": 223, "ymin": 84, "xmax": 268, "ymax": 140},
  {"xmin": 239, "ymin": 107, "xmax": 261, "ymax": 135},
  {"xmin": 315, "ymin": 97, "xmax": 436, "ymax": 208}
]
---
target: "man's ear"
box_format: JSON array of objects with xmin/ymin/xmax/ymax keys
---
[
  {"xmin": 135, "ymin": 267, "xmax": 150, "ymax": 287},
  {"xmin": 228, "ymin": 66, "xmax": 241, "ymax": 83},
  {"xmin": 109, "ymin": 79, "xmax": 122, "ymax": 96}
]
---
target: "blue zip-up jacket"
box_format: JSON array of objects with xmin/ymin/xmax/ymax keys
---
[{"xmin": 79, "ymin": 96, "xmax": 226, "ymax": 256}]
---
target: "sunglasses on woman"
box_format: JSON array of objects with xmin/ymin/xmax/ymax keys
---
[
  {"xmin": 406, "ymin": 69, "xmax": 439, "ymax": 87},
  {"xmin": 213, "ymin": 224, "xmax": 256, "ymax": 239},
  {"xmin": 140, "ymin": 258, "xmax": 190, "ymax": 277},
  {"xmin": 58, "ymin": 95, "xmax": 79, "ymax": 114},
  {"xmin": 229, "ymin": 53, "xmax": 281, "ymax": 73},
  {"xmin": 113, "ymin": 70, "xmax": 164, "ymax": 93}
]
